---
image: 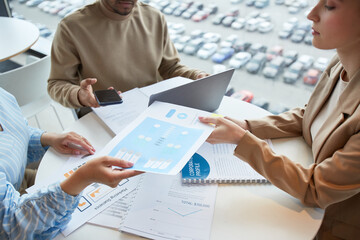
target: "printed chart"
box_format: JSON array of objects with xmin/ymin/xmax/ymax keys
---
[{"xmin": 122, "ymin": 173, "xmax": 218, "ymax": 240}]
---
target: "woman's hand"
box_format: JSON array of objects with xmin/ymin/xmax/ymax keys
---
[
  {"xmin": 199, "ymin": 116, "xmax": 247, "ymax": 144},
  {"xmin": 41, "ymin": 132, "xmax": 95, "ymax": 155},
  {"xmin": 60, "ymin": 156, "xmax": 142, "ymax": 196}
]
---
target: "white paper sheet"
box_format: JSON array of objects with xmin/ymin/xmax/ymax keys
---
[
  {"xmin": 92, "ymin": 88, "xmax": 149, "ymax": 134},
  {"xmin": 27, "ymin": 154, "xmax": 139, "ymax": 236},
  {"xmin": 87, "ymin": 179, "xmax": 141, "ymax": 229},
  {"xmin": 101, "ymin": 101, "xmax": 214, "ymax": 175},
  {"xmin": 121, "ymin": 173, "xmax": 218, "ymax": 240}
]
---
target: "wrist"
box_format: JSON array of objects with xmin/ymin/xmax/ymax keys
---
[
  {"xmin": 60, "ymin": 166, "xmax": 91, "ymax": 196},
  {"xmin": 40, "ymin": 132, "xmax": 55, "ymax": 147}
]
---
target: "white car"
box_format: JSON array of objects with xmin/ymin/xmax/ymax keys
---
[
  {"xmin": 313, "ymin": 57, "xmax": 329, "ymax": 72},
  {"xmin": 258, "ymin": 21, "xmax": 274, "ymax": 33},
  {"xmin": 298, "ymin": 54, "xmax": 315, "ymax": 70},
  {"xmin": 202, "ymin": 32, "xmax": 221, "ymax": 43},
  {"xmin": 197, "ymin": 43, "xmax": 218, "ymax": 59},
  {"xmin": 229, "ymin": 52, "xmax": 252, "ymax": 69},
  {"xmin": 231, "ymin": 18, "xmax": 246, "ymax": 30}
]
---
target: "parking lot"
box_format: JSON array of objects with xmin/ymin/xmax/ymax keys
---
[{"xmin": 10, "ymin": 0, "xmax": 336, "ymax": 112}]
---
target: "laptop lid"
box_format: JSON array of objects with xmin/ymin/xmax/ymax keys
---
[{"xmin": 148, "ymin": 69, "xmax": 235, "ymax": 112}]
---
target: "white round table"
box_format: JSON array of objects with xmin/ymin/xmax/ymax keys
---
[
  {"xmin": 37, "ymin": 97, "xmax": 324, "ymax": 240},
  {"xmin": 0, "ymin": 17, "xmax": 39, "ymax": 62}
]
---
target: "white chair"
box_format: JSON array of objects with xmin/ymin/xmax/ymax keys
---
[{"xmin": 0, "ymin": 55, "xmax": 77, "ymax": 131}]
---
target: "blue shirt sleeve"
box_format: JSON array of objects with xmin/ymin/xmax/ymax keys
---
[
  {"xmin": 27, "ymin": 126, "xmax": 49, "ymax": 164},
  {"xmin": 0, "ymin": 172, "xmax": 81, "ymax": 240}
]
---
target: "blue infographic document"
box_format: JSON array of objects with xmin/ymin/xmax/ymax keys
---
[{"xmin": 101, "ymin": 101, "xmax": 214, "ymax": 175}]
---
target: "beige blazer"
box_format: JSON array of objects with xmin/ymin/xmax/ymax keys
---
[{"xmin": 234, "ymin": 55, "xmax": 360, "ymax": 239}]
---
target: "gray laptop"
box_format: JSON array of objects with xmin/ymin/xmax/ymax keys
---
[{"xmin": 148, "ymin": 69, "xmax": 235, "ymax": 112}]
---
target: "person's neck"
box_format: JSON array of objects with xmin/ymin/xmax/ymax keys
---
[{"xmin": 337, "ymin": 45, "xmax": 360, "ymax": 82}]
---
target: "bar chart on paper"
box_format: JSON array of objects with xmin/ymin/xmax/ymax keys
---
[
  {"xmin": 121, "ymin": 173, "xmax": 218, "ymax": 240},
  {"xmin": 100, "ymin": 102, "xmax": 214, "ymax": 175},
  {"xmin": 108, "ymin": 117, "xmax": 204, "ymax": 173}
]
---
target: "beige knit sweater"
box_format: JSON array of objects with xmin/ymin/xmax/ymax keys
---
[{"xmin": 48, "ymin": 0, "xmax": 205, "ymax": 108}]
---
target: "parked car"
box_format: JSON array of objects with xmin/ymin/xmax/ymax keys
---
[
  {"xmin": 191, "ymin": 10, "xmax": 209, "ymax": 22},
  {"xmin": 220, "ymin": 34, "xmax": 238, "ymax": 48},
  {"xmin": 291, "ymin": 29, "xmax": 306, "ymax": 43},
  {"xmin": 283, "ymin": 61, "xmax": 304, "ymax": 84},
  {"xmin": 190, "ymin": 29, "xmax": 205, "ymax": 39},
  {"xmin": 283, "ymin": 50, "xmax": 298, "ymax": 67},
  {"xmin": 163, "ymin": 1, "xmax": 181, "ymax": 15},
  {"xmin": 254, "ymin": 0, "xmax": 270, "ymax": 8},
  {"xmin": 183, "ymin": 38, "xmax": 204, "ymax": 55},
  {"xmin": 182, "ymin": 7, "xmax": 198, "ymax": 19},
  {"xmin": 202, "ymin": 32, "xmax": 221, "ymax": 43},
  {"xmin": 222, "ymin": 16, "xmax": 237, "ymax": 27},
  {"xmin": 212, "ymin": 47, "xmax": 235, "ymax": 63},
  {"xmin": 252, "ymin": 97, "xmax": 270, "ymax": 110},
  {"xmin": 266, "ymin": 45, "xmax": 284, "ymax": 61},
  {"xmin": 313, "ymin": 57, "xmax": 329, "ymax": 72},
  {"xmin": 229, "ymin": 52, "xmax": 252, "ymax": 69},
  {"xmin": 248, "ymin": 43, "xmax": 267, "ymax": 56},
  {"xmin": 304, "ymin": 33, "xmax": 313, "ymax": 45},
  {"xmin": 231, "ymin": 18, "xmax": 246, "ymax": 30},
  {"xmin": 245, "ymin": 18, "xmax": 262, "ymax": 32},
  {"xmin": 197, "ymin": 43, "xmax": 218, "ymax": 59},
  {"xmin": 203, "ymin": 3, "xmax": 218, "ymax": 14},
  {"xmin": 174, "ymin": 35, "xmax": 191, "ymax": 52},
  {"xmin": 278, "ymin": 29, "xmax": 293, "ymax": 39},
  {"xmin": 225, "ymin": 7, "xmax": 240, "ymax": 17},
  {"xmin": 212, "ymin": 64, "xmax": 227, "ymax": 74},
  {"xmin": 303, "ymin": 68, "xmax": 321, "ymax": 85},
  {"xmin": 263, "ymin": 56, "xmax": 286, "ymax": 79},
  {"xmin": 212, "ymin": 13, "xmax": 226, "ymax": 25},
  {"xmin": 173, "ymin": 6, "xmax": 188, "ymax": 16},
  {"xmin": 257, "ymin": 21, "xmax": 274, "ymax": 33},
  {"xmin": 231, "ymin": 90, "xmax": 254, "ymax": 103},
  {"xmin": 168, "ymin": 23, "xmax": 186, "ymax": 35},
  {"xmin": 298, "ymin": 54, "xmax": 315, "ymax": 70},
  {"xmin": 246, "ymin": 52, "xmax": 267, "ymax": 74},
  {"xmin": 232, "ymin": 40, "xmax": 251, "ymax": 52}
]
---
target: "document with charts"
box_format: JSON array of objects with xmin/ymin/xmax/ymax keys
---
[
  {"xmin": 181, "ymin": 142, "xmax": 270, "ymax": 183},
  {"xmin": 121, "ymin": 173, "xmax": 218, "ymax": 240},
  {"xmin": 101, "ymin": 101, "xmax": 214, "ymax": 175},
  {"xmin": 26, "ymin": 155, "xmax": 140, "ymax": 236}
]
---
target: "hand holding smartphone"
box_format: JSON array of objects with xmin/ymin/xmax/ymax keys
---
[{"xmin": 94, "ymin": 89, "xmax": 123, "ymax": 106}]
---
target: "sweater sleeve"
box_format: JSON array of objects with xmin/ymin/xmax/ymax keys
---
[
  {"xmin": 157, "ymin": 15, "xmax": 207, "ymax": 80},
  {"xmin": 0, "ymin": 173, "xmax": 81, "ymax": 240},
  {"xmin": 234, "ymin": 131, "xmax": 360, "ymax": 209},
  {"xmin": 47, "ymin": 21, "xmax": 83, "ymax": 109}
]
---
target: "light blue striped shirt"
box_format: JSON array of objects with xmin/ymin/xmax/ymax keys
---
[{"xmin": 0, "ymin": 88, "xmax": 81, "ymax": 239}]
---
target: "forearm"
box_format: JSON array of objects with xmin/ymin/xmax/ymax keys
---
[
  {"xmin": 0, "ymin": 178, "xmax": 80, "ymax": 239},
  {"xmin": 247, "ymin": 107, "xmax": 305, "ymax": 139},
  {"xmin": 60, "ymin": 166, "xmax": 91, "ymax": 196},
  {"xmin": 47, "ymin": 79, "xmax": 82, "ymax": 108}
]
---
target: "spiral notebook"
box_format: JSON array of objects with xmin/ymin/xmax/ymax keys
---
[{"xmin": 181, "ymin": 142, "xmax": 270, "ymax": 183}]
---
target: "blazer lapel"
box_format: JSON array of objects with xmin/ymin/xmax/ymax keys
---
[
  {"xmin": 310, "ymin": 61, "xmax": 360, "ymax": 161},
  {"xmin": 303, "ymin": 56, "xmax": 342, "ymax": 145}
]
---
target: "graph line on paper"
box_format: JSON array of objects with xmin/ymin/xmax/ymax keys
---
[{"xmin": 168, "ymin": 208, "xmax": 202, "ymax": 217}]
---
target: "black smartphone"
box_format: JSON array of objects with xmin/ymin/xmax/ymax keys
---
[{"xmin": 94, "ymin": 89, "xmax": 123, "ymax": 106}]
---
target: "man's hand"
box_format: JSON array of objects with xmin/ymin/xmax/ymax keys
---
[
  {"xmin": 78, "ymin": 78, "xmax": 100, "ymax": 107},
  {"xmin": 196, "ymin": 72, "xmax": 210, "ymax": 79}
]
